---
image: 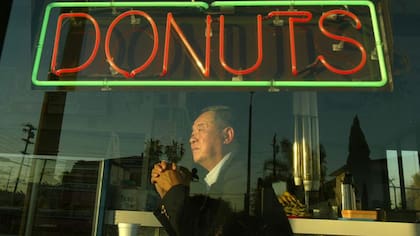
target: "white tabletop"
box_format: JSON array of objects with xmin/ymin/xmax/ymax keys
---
[{"xmin": 106, "ymin": 210, "xmax": 420, "ymax": 236}]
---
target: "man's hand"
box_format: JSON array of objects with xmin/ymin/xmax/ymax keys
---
[
  {"xmin": 151, "ymin": 161, "xmax": 173, "ymax": 197},
  {"xmin": 151, "ymin": 161, "xmax": 174, "ymax": 182},
  {"xmin": 151, "ymin": 161, "xmax": 191, "ymax": 198}
]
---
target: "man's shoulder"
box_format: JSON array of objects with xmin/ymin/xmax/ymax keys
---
[
  {"xmin": 212, "ymin": 153, "xmax": 247, "ymax": 191},
  {"xmin": 223, "ymin": 152, "xmax": 247, "ymax": 174}
]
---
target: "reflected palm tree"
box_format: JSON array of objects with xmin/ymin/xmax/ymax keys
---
[{"xmin": 164, "ymin": 140, "xmax": 185, "ymax": 164}]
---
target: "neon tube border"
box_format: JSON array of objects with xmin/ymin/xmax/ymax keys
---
[{"xmin": 32, "ymin": 1, "xmax": 388, "ymax": 88}]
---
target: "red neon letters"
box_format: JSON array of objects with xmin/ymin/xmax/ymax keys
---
[
  {"xmin": 161, "ymin": 13, "xmax": 212, "ymax": 77},
  {"xmin": 318, "ymin": 10, "xmax": 366, "ymax": 75},
  {"xmin": 50, "ymin": 10, "xmax": 367, "ymax": 79},
  {"xmin": 105, "ymin": 10, "xmax": 159, "ymax": 78},
  {"xmin": 51, "ymin": 13, "xmax": 100, "ymax": 76}
]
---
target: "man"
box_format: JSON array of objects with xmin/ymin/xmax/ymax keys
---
[
  {"xmin": 151, "ymin": 161, "xmax": 233, "ymax": 236},
  {"xmin": 151, "ymin": 106, "xmax": 246, "ymax": 234},
  {"xmin": 153, "ymin": 106, "xmax": 246, "ymax": 197},
  {"xmin": 151, "ymin": 106, "xmax": 292, "ymax": 235}
]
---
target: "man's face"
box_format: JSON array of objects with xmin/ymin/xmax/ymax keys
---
[{"xmin": 189, "ymin": 111, "xmax": 224, "ymax": 170}]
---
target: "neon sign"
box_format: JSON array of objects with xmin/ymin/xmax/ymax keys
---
[{"xmin": 32, "ymin": 1, "xmax": 391, "ymax": 89}]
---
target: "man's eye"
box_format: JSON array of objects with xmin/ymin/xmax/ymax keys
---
[{"xmin": 196, "ymin": 124, "xmax": 207, "ymax": 132}]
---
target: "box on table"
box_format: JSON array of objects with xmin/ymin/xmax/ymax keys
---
[{"xmin": 341, "ymin": 210, "xmax": 377, "ymax": 220}]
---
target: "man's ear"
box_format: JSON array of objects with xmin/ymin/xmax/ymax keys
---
[{"xmin": 223, "ymin": 127, "xmax": 234, "ymax": 144}]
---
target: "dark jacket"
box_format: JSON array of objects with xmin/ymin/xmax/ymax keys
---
[
  {"xmin": 206, "ymin": 152, "xmax": 247, "ymax": 210},
  {"xmin": 153, "ymin": 183, "xmax": 293, "ymax": 236},
  {"xmin": 153, "ymin": 184, "xmax": 232, "ymax": 236},
  {"xmin": 153, "ymin": 154, "xmax": 293, "ymax": 235}
]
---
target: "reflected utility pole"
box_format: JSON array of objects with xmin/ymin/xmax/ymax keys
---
[
  {"xmin": 272, "ymin": 133, "xmax": 279, "ymax": 177},
  {"xmin": 6, "ymin": 167, "xmax": 12, "ymax": 190},
  {"xmin": 12, "ymin": 123, "xmax": 36, "ymax": 204},
  {"xmin": 245, "ymin": 92, "xmax": 254, "ymax": 215},
  {"xmin": 389, "ymin": 178, "xmax": 398, "ymax": 209}
]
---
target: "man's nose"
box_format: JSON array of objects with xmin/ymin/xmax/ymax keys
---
[{"xmin": 189, "ymin": 133, "xmax": 197, "ymax": 144}]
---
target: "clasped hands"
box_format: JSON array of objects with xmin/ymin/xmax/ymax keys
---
[{"xmin": 151, "ymin": 161, "xmax": 192, "ymax": 198}]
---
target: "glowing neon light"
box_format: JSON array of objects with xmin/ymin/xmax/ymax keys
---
[
  {"xmin": 219, "ymin": 14, "xmax": 263, "ymax": 75},
  {"xmin": 32, "ymin": 1, "xmax": 390, "ymax": 89},
  {"xmin": 318, "ymin": 10, "xmax": 367, "ymax": 75},
  {"xmin": 162, "ymin": 13, "xmax": 212, "ymax": 77},
  {"xmin": 267, "ymin": 9, "xmax": 367, "ymax": 76},
  {"xmin": 267, "ymin": 11, "xmax": 312, "ymax": 76},
  {"xmin": 211, "ymin": 0, "xmax": 389, "ymax": 89},
  {"xmin": 105, "ymin": 10, "xmax": 159, "ymax": 78},
  {"xmin": 50, "ymin": 13, "xmax": 100, "ymax": 76}
]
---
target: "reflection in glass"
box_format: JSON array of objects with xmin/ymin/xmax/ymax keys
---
[
  {"xmin": 402, "ymin": 150, "xmax": 420, "ymax": 210},
  {"xmin": 386, "ymin": 150, "xmax": 401, "ymax": 209},
  {"xmin": 293, "ymin": 92, "xmax": 321, "ymax": 197}
]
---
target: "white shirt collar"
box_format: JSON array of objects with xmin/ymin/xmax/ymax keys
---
[{"xmin": 204, "ymin": 152, "xmax": 231, "ymax": 189}]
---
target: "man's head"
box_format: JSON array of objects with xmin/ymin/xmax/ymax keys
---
[{"xmin": 189, "ymin": 106, "xmax": 236, "ymax": 171}]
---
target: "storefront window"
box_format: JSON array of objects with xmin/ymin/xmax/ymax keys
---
[{"xmin": 0, "ymin": 0, "xmax": 419, "ymax": 235}]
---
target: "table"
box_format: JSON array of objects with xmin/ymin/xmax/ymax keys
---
[{"xmin": 106, "ymin": 210, "xmax": 420, "ymax": 236}]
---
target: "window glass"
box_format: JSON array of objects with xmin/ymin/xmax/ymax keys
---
[{"xmin": 0, "ymin": 0, "xmax": 420, "ymax": 235}]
